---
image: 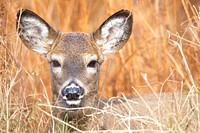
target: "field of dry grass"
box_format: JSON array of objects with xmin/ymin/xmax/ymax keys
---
[{"xmin": 1, "ymin": 0, "xmax": 200, "ymax": 132}]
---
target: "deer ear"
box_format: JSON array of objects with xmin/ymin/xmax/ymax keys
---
[
  {"xmin": 93, "ymin": 10, "xmax": 133, "ymax": 54},
  {"xmin": 16, "ymin": 9, "xmax": 59, "ymax": 54}
]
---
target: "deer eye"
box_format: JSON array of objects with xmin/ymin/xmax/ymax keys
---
[
  {"xmin": 87, "ymin": 60, "xmax": 98, "ymax": 68},
  {"xmin": 50, "ymin": 60, "xmax": 61, "ymax": 68}
]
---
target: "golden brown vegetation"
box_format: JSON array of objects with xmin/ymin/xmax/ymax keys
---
[{"xmin": 1, "ymin": 0, "xmax": 200, "ymax": 132}]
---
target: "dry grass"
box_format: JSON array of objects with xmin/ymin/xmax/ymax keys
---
[{"xmin": 1, "ymin": 0, "xmax": 200, "ymax": 132}]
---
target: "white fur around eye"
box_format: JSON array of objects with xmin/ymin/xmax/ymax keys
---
[
  {"xmin": 85, "ymin": 54, "xmax": 98, "ymax": 74},
  {"xmin": 50, "ymin": 54, "xmax": 64, "ymax": 73},
  {"xmin": 51, "ymin": 67, "xmax": 62, "ymax": 73},
  {"xmin": 87, "ymin": 67, "xmax": 97, "ymax": 73}
]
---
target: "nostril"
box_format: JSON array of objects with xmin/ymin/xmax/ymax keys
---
[
  {"xmin": 62, "ymin": 83, "xmax": 84, "ymax": 100},
  {"xmin": 66, "ymin": 92, "xmax": 80, "ymax": 100}
]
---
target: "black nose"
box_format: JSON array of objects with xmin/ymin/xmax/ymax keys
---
[{"xmin": 62, "ymin": 83, "xmax": 84, "ymax": 100}]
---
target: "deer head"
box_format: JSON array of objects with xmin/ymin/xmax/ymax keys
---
[{"xmin": 16, "ymin": 9, "xmax": 132, "ymax": 119}]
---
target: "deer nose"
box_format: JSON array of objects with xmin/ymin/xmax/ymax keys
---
[{"xmin": 62, "ymin": 83, "xmax": 84, "ymax": 100}]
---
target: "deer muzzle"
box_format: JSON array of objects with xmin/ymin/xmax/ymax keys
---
[{"xmin": 62, "ymin": 82, "xmax": 84, "ymax": 106}]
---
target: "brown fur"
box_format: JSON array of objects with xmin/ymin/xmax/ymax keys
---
[{"xmin": 16, "ymin": 9, "xmax": 133, "ymax": 132}]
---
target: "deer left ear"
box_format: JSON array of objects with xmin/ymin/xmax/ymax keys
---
[
  {"xmin": 93, "ymin": 10, "xmax": 133, "ymax": 54},
  {"xmin": 16, "ymin": 9, "xmax": 59, "ymax": 54}
]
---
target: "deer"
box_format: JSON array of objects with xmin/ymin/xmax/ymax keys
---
[
  {"xmin": 16, "ymin": 9, "xmax": 200, "ymax": 132},
  {"xmin": 16, "ymin": 9, "xmax": 132, "ymax": 132}
]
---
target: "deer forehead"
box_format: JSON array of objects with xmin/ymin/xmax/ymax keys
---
[{"xmin": 47, "ymin": 32, "xmax": 100, "ymax": 63}]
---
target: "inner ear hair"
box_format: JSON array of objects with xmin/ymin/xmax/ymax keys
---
[
  {"xmin": 93, "ymin": 9, "xmax": 133, "ymax": 54},
  {"xmin": 16, "ymin": 9, "xmax": 60, "ymax": 54}
]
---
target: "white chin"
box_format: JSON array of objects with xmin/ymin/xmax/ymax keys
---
[{"xmin": 66, "ymin": 100, "xmax": 81, "ymax": 105}]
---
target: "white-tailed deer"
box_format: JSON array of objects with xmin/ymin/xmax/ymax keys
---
[
  {"xmin": 16, "ymin": 9, "xmax": 133, "ymax": 131},
  {"xmin": 16, "ymin": 9, "xmax": 200, "ymax": 132}
]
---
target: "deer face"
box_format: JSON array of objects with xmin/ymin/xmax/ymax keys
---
[
  {"xmin": 46, "ymin": 32, "xmax": 102, "ymax": 109},
  {"xmin": 16, "ymin": 9, "xmax": 132, "ymax": 112}
]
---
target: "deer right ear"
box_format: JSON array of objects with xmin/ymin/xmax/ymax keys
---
[
  {"xmin": 16, "ymin": 9, "xmax": 59, "ymax": 54},
  {"xmin": 93, "ymin": 10, "xmax": 133, "ymax": 54}
]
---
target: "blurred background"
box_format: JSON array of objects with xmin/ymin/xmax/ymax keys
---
[
  {"xmin": 1, "ymin": 0, "xmax": 200, "ymax": 99},
  {"xmin": 1, "ymin": 0, "xmax": 200, "ymax": 131},
  {"xmin": 1, "ymin": 0, "xmax": 200, "ymax": 101}
]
